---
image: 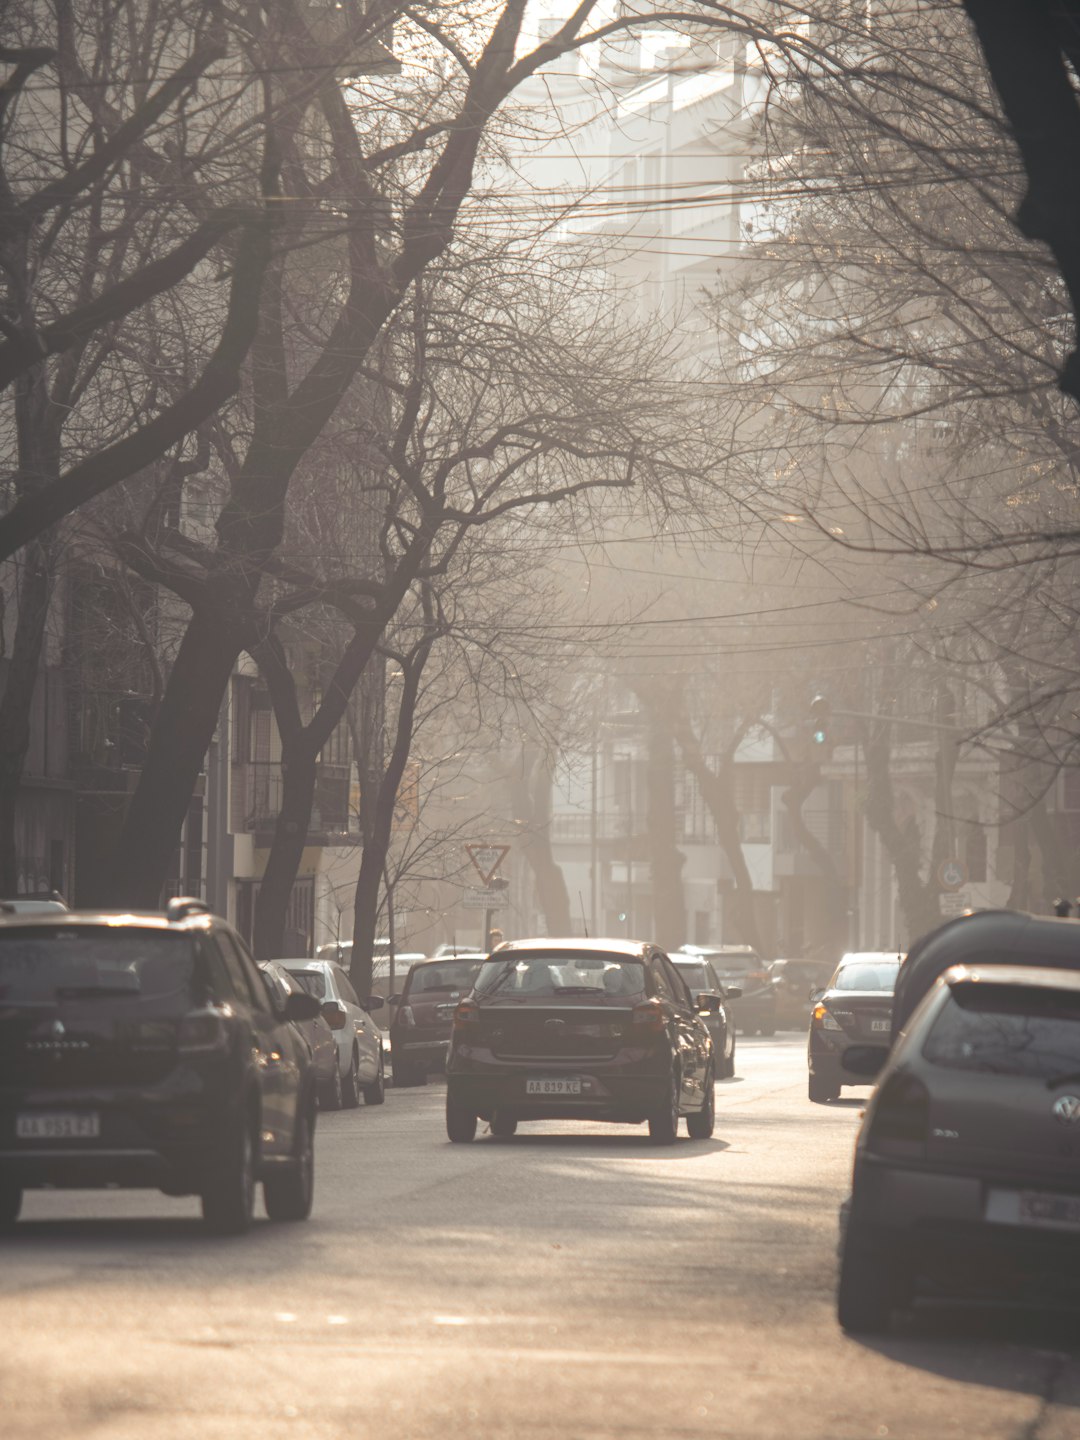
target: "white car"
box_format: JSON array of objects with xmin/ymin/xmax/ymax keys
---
[{"xmin": 282, "ymin": 960, "xmax": 386, "ymax": 1108}]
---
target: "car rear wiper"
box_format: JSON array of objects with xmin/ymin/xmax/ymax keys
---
[{"xmin": 1046, "ymin": 1070, "xmax": 1080, "ymax": 1090}]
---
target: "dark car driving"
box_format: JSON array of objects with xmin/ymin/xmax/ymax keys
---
[
  {"xmin": 669, "ymin": 952, "xmax": 738, "ymax": 1077},
  {"xmin": 808, "ymin": 951, "xmax": 901, "ymax": 1103},
  {"xmin": 0, "ymin": 899, "xmax": 321, "ymax": 1233},
  {"xmin": 444, "ymin": 938, "xmax": 718, "ymax": 1144},
  {"xmin": 675, "ymin": 945, "xmax": 776, "ymax": 1035},
  {"xmin": 389, "ymin": 953, "xmax": 487, "ymax": 1086},
  {"xmin": 839, "ymin": 963, "xmax": 1080, "ymax": 1332}
]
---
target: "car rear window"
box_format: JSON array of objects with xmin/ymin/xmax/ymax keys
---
[
  {"xmin": 923, "ymin": 984, "xmax": 1080, "ymax": 1081},
  {"xmin": 407, "ymin": 960, "xmax": 483, "ymax": 994},
  {"xmin": 671, "ymin": 961, "xmax": 713, "ymax": 992},
  {"xmin": 832, "ymin": 962, "xmax": 899, "ymax": 992},
  {"xmin": 284, "ymin": 968, "xmax": 326, "ymax": 999},
  {"xmin": 0, "ymin": 930, "xmax": 196, "ymax": 1007},
  {"xmin": 475, "ymin": 955, "xmax": 646, "ymax": 1001}
]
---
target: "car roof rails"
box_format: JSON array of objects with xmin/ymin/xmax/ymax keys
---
[{"xmin": 166, "ymin": 896, "xmax": 211, "ymax": 921}]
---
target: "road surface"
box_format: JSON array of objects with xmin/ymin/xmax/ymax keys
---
[{"xmin": 2, "ymin": 1036, "xmax": 1078, "ymax": 1439}]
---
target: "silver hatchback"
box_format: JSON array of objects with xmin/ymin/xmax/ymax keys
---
[{"xmin": 838, "ymin": 963, "xmax": 1080, "ymax": 1332}]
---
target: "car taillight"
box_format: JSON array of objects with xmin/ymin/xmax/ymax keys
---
[
  {"xmin": 453, "ymin": 999, "xmax": 479, "ymax": 1029},
  {"xmin": 394, "ymin": 1005, "xmax": 415, "ymax": 1029},
  {"xmin": 178, "ymin": 1010, "xmax": 230, "ymax": 1052},
  {"xmin": 812, "ymin": 1003, "xmax": 842, "ymax": 1032},
  {"xmin": 748, "ymin": 971, "xmax": 769, "ymax": 985},
  {"xmin": 631, "ymin": 999, "xmax": 667, "ymax": 1033},
  {"xmin": 867, "ymin": 1072, "xmax": 929, "ymax": 1157}
]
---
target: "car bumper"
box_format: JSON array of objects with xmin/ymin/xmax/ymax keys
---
[
  {"xmin": 392, "ymin": 1038, "xmax": 450, "ymax": 1068},
  {"xmin": 446, "ymin": 1053, "xmax": 670, "ymax": 1123},
  {"xmin": 0, "ymin": 1081, "xmax": 244, "ymax": 1194},
  {"xmin": 849, "ymin": 1155, "xmax": 1080, "ymax": 1301}
]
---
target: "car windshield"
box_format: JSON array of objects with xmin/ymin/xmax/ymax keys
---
[
  {"xmin": 284, "ymin": 968, "xmax": 326, "ymax": 999},
  {"xmin": 0, "ymin": 931, "xmax": 196, "ymax": 1008},
  {"xmin": 832, "ymin": 962, "xmax": 899, "ymax": 992},
  {"xmin": 408, "ymin": 959, "xmax": 484, "ymax": 994},
  {"xmin": 923, "ymin": 984, "xmax": 1080, "ymax": 1081},
  {"xmin": 672, "ymin": 961, "xmax": 713, "ymax": 992},
  {"xmin": 476, "ymin": 956, "xmax": 646, "ymax": 1001},
  {"xmin": 702, "ymin": 953, "xmax": 756, "ymax": 975}
]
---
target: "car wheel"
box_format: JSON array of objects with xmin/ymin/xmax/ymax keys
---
[
  {"xmin": 0, "ymin": 1179, "xmax": 23, "ymax": 1230},
  {"xmin": 686, "ymin": 1067, "xmax": 716, "ymax": 1139},
  {"xmin": 320, "ymin": 1062, "xmax": 343, "ymax": 1111},
  {"xmin": 202, "ymin": 1114, "xmax": 257, "ymax": 1235},
  {"xmin": 446, "ymin": 1093, "xmax": 478, "ymax": 1143},
  {"xmin": 490, "ymin": 1109, "xmax": 517, "ymax": 1139},
  {"xmin": 342, "ymin": 1049, "xmax": 361, "ymax": 1108},
  {"xmin": 837, "ymin": 1221, "xmax": 900, "ymax": 1334},
  {"xmin": 393, "ymin": 1062, "xmax": 419, "ymax": 1087},
  {"xmin": 264, "ymin": 1101, "xmax": 315, "ymax": 1223},
  {"xmin": 363, "ymin": 1053, "xmax": 386, "ymax": 1106},
  {"xmin": 721, "ymin": 1031, "xmax": 736, "ymax": 1079},
  {"xmin": 809, "ymin": 1073, "xmax": 840, "ymax": 1104},
  {"xmin": 648, "ymin": 1069, "xmax": 680, "ymax": 1145}
]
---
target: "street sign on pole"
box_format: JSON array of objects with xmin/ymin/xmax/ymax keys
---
[
  {"xmin": 939, "ymin": 891, "xmax": 971, "ymax": 917},
  {"xmin": 936, "ymin": 858, "xmax": 968, "ymax": 893},
  {"xmin": 465, "ymin": 844, "xmax": 510, "ymax": 887},
  {"xmin": 463, "ymin": 886, "xmax": 507, "ymax": 910}
]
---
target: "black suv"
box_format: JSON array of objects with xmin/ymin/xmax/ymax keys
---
[{"xmin": 0, "ymin": 899, "xmax": 321, "ymax": 1233}]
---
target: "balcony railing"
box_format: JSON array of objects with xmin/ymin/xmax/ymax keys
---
[{"xmin": 241, "ymin": 760, "xmax": 356, "ymax": 837}]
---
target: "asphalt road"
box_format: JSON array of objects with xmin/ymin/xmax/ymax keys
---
[{"xmin": 3, "ymin": 1035, "xmax": 1079, "ymax": 1440}]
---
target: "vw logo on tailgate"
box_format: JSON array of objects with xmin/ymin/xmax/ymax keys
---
[
  {"xmin": 1052, "ymin": 1095, "xmax": 1080, "ymax": 1124},
  {"xmin": 544, "ymin": 1019, "xmax": 566, "ymax": 1034}
]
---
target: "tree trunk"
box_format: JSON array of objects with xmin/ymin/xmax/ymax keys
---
[
  {"xmin": 349, "ymin": 633, "xmax": 433, "ymax": 1001},
  {"xmin": 100, "ymin": 607, "xmax": 243, "ymax": 906},
  {"xmin": 508, "ymin": 746, "xmax": 571, "ymax": 936},
  {"xmin": 674, "ymin": 720, "xmax": 763, "ymax": 954},
  {"xmin": 251, "ymin": 738, "xmax": 317, "ymax": 959},
  {"xmin": 644, "ymin": 699, "xmax": 685, "ymax": 949},
  {"xmin": 862, "ymin": 721, "xmax": 942, "ymax": 943},
  {"xmin": 0, "ymin": 539, "xmax": 54, "ymax": 894},
  {"xmin": 780, "ymin": 764, "xmax": 848, "ymax": 959}
]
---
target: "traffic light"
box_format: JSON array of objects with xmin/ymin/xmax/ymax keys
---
[{"xmin": 808, "ymin": 694, "xmax": 831, "ymax": 752}]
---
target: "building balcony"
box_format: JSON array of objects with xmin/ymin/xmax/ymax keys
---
[{"xmin": 239, "ymin": 760, "xmax": 359, "ymax": 844}]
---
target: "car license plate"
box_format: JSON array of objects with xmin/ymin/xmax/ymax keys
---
[
  {"xmin": 987, "ymin": 1187, "xmax": 1080, "ymax": 1231},
  {"xmin": 16, "ymin": 1112, "xmax": 100, "ymax": 1140},
  {"xmin": 871, "ymin": 1020, "xmax": 890, "ymax": 1032},
  {"xmin": 526, "ymin": 1078, "xmax": 581, "ymax": 1096}
]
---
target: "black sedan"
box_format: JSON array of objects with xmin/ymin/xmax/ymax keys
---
[
  {"xmin": 669, "ymin": 952, "xmax": 738, "ymax": 1077},
  {"xmin": 807, "ymin": 951, "xmax": 901, "ymax": 1103},
  {"xmin": 444, "ymin": 938, "xmax": 718, "ymax": 1145}
]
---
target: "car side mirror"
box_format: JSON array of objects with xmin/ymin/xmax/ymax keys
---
[
  {"xmin": 284, "ymin": 992, "xmax": 321, "ymax": 1022},
  {"xmin": 389, "ymin": 993, "xmax": 402, "ymax": 1004},
  {"xmin": 321, "ymin": 1000, "xmax": 348, "ymax": 1030},
  {"xmin": 842, "ymin": 1044, "xmax": 888, "ymax": 1079},
  {"xmin": 724, "ymin": 986, "xmax": 742, "ymax": 1000},
  {"xmin": 364, "ymin": 994, "xmax": 385, "ymax": 1012},
  {"xmin": 695, "ymin": 991, "xmax": 722, "ymax": 1012},
  {"xmin": 809, "ymin": 988, "xmax": 826, "ymax": 1004}
]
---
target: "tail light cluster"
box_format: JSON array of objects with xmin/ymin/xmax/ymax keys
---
[
  {"xmin": 812, "ymin": 1003, "xmax": 842, "ymax": 1032},
  {"xmin": 394, "ymin": 1004, "xmax": 416, "ymax": 1029},
  {"xmin": 178, "ymin": 1009, "xmax": 230, "ymax": 1053},
  {"xmin": 631, "ymin": 998, "xmax": 668, "ymax": 1033},
  {"xmin": 452, "ymin": 999, "xmax": 479, "ymax": 1030},
  {"xmin": 867, "ymin": 1071, "xmax": 929, "ymax": 1157}
]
